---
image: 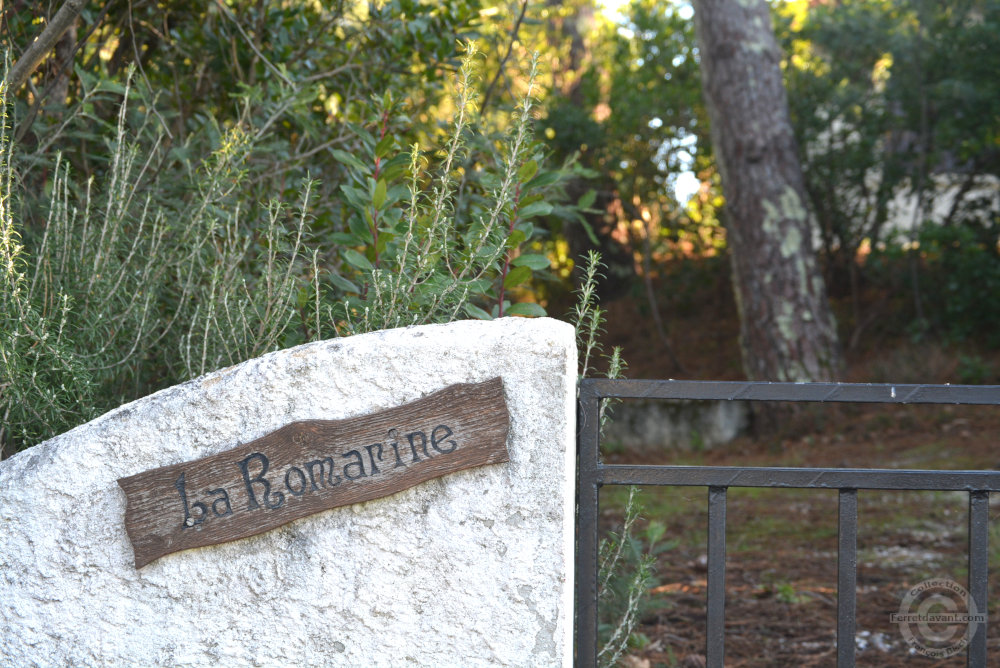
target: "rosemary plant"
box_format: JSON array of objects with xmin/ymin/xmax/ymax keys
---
[{"xmin": 328, "ymin": 44, "xmax": 556, "ymax": 334}]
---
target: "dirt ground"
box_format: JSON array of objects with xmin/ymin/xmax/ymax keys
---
[{"xmin": 593, "ymin": 282, "xmax": 1000, "ymax": 667}]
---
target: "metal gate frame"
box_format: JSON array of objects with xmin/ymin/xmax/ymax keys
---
[{"xmin": 576, "ymin": 379, "xmax": 1000, "ymax": 667}]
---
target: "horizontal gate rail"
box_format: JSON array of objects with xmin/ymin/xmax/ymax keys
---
[
  {"xmin": 598, "ymin": 465, "xmax": 1000, "ymax": 491},
  {"xmin": 581, "ymin": 378, "xmax": 1000, "ymax": 404},
  {"xmin": 576, "ymin": 379, "xmax": 1000, "ymax": 668}
]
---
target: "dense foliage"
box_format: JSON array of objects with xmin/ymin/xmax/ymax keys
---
[
  {"xmin": 1, "ymin": 0, "xmax": 581, "ymax": 453},
  {"xmin": 540, "ymin": 0, "xmax": 1000, "ymax": 351},
  {"xmin": 778, "ymin": 0, "xmax": 1000, "ymax": 341},
  {"xmin": 3, "ymin": 0, "xmax": 998, "ymax": 434}
]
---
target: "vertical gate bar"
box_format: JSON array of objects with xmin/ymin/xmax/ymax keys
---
[
  {"xmin": 967, "ymin": 491, "xmax": 989, "ymax": 668},
  {"xmin": 576, "ymin": 386, "xmax": 601, "ymax": 667},
  {"xmin": 706, "ymin": 486, "xmax": 727, "ymax": 668},
  {"xmin": 837, "ymin": 489, "xmax": 858, "ymax": 668}
]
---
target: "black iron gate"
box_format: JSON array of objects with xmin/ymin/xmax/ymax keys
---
[{"xmin": 576, "ymin": 379, "xmax": 1000, "ymax": 667}]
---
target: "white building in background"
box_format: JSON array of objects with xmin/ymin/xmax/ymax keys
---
[{"xmin": 806, "ymin": 114, "xmax": 999, "ymax": 248}]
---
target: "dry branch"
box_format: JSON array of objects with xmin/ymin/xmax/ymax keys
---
[{"xmin": 6, "ymin": 0, "xmax": 87, "ymax": 92}]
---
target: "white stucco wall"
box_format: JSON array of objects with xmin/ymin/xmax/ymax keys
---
[{"xmin": 0, "ymin": 318, "xmax": 577, "ymax": 667}]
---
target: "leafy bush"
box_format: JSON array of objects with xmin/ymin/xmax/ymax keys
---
[
  {"xmin": 780, "ymin": 0, "xmax": 1000, "ymax": 291},
  {"xmin": 1, "ymin": 68, "xmax": 318, "ymax": 454},
  {"xmin": 1, "ymin": 46, "xmax": 575, "ymax": 456},
  {"xmin": 8, "ymin": 0, "xmax": 485, "ymax": 221},
  {"xmin": 326, "ymin": 45, "xmax": 562, "ymax": 333},
  {"xmin": 1, "ymin": 91, "xmax": 96, "ymax": 448},
  {"xmin": 863, "ymin": 219, "xmax": 1000, "ymax": 348},
  {"xmin": 914, "ymin": 221, "xmax": 1000, "ymax": 346}
]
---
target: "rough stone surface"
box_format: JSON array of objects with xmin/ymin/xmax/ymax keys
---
[{"xmin": 0, "ymin": 318, "xmax": 577, "ymax": 667}]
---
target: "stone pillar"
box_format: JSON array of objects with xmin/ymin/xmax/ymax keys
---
[{"xmin": 0, "ymin": 318, "xmax": 577, "ymax": 667}]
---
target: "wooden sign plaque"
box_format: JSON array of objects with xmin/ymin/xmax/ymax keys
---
[{"xmin": 118, "ymin": 377, "xmax": 510, "ymax": 568}]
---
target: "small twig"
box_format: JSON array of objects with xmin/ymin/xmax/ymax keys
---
[
  {"xmin": 300, "ymin": 63, "xmax": 360, "ymax": 83},
  {"xmin": 496, "ymin": 182, "xmax": 523, "ymax": 317},
  {"xmin": 211, "ymin": 0, "xmax": 295, "ymax": 87},
  {"xmin": 128, "ymin": 0, "xmax": 173, "ymax": 139},
  {"xmin": 479, "ymin": 0, "xmax": 530, "ymax": 116},
  {"xmin": 370, "ymin": 108, "xmax": 390, "ymax": 270}
]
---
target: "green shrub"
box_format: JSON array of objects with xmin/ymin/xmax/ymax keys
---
[
  {"xmin": 1, "ymin": 68, "xmax": 318, "ymax": 455},
  {"xmin": 916, "ymin": 221, "xmax": 1000, "ymax": 346},
  {"xmin": 866, "ymin": 220, "xmax": 1000, "ymax": 348},
  {"xmin": 326, "ymin": 45, "xmax": 563, "ymax": 333},
  {"xmin": 1, "ymin": 91, "xmax": 96, "ymax": 448},
  {"xmin": 1, "ymin": 47, "xmax": 575, "ymax": 456}
]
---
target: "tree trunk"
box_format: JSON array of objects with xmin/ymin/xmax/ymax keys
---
[{"xmin": 692, "ymin": 0, "xmax": 841, "ymax": 382}]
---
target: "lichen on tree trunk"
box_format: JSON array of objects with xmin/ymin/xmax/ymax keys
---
[{"xmin": 692, "ymin": 0, "xmax": 842, "ymax": 382}]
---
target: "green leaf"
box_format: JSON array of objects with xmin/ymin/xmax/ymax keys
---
[
  {"xmin": 329, "ymin": 232, "xmax": 364, "ymax": 246},
  {"xmin": 518, "ymin": 201, "xmax": 553, "ymax": 219},
  {"xmin": 526, "ymin": 171, "xmax": 562, "ymax": 190},
  {"xmin": 578, "ymin": 217, "xmax": 600, "ymax": 245},
  {"xmin": 380, "ymin": 207, "xmax": 403, "ymax": 230},
  {"xmin": 577, "ymin": 189, "xmax": 597, "ymax": 210},
  {"xmin": 517, "ymin": 160, "xmax": 539, "ymax": 183},
  {"xmin": 348, "ymin": 214, "xmax": 373, "ymax": 243},
  {"xmin": 339, "ymin": 184, "xmax": 367, "ymax": 209},
  {"xmin": 503, "ymin": 265, "xmax": 532, "ymax": 289},
  {"xmin": 465, "ymin": 303, "xmax": 493, "ymax": 320},
  {"xmin": 373, "ymin": 179, "xmax": 387, "ymax": 209},
  {"xmin": 385, "ymin": 184, "xmax": 410, "ymax": 207},
  {"xmin": 466, "ymin": 277, "xmax": 493, "ymax": 295},
  {"xmin": 379, "ymin": 154, "xmax": 412, "ymax": 182},
  {"xmin": 512, "ymin": 253, "xmax": 551, "ymax": 270},
  {"xmin": 375, "ymin": 231, "xmax": 394, "ymax": 255},
  {"xmin": 342, "ymin": 248, "xmax": 373, "ymax": 272},
  {"xmin": 331, "ymin": 149, "xmax": 368, "ymax": 173},
  {"xmin": 375, "ymin": 135, "xmax": 395, "ymax": 159},
  {"xmin": 507, "ymin": 229, "xmax": 527, "ymax": 247},
  {"xmin": 506, "ymin": 302, "xmax": 547, "ymax": 317},
  {"xmin": 328, "ymin": 272, "xmax": 360, "ymax": 294}
]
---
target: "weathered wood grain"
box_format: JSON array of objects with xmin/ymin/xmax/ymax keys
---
[{"xmin": 117, "ymin": 377, "xmax": 510, "ymax": 568}]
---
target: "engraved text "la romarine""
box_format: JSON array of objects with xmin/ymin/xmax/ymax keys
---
[{"xmin": 173, "ymin": 425, "xmax": 458, "ymax": 528}]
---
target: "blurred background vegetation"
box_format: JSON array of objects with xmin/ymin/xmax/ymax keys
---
[{"xmin": 2, "ymin": 0, "xmax": 999, "ymax": 456}]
